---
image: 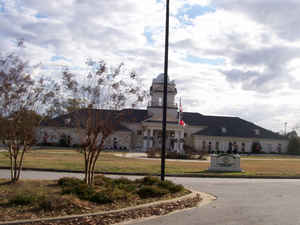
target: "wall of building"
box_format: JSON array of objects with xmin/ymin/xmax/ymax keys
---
[
  {"xmin": 36, "ymin": 127, "xmax": 83, "ymax": 145},
  {"xmin": 36, "ymin": 124, "xmax": 288, "ymax": 154},
  {"xmin": 192, "ymin": 135, "xmax": 289, "ymax": 153},
  {"xmin": 36, "ymin": 127, "xmax": 133, "ymax": 150},
  {"xmin": 121, "ymin": 122, "xmax": 144, "ymax": 151}
]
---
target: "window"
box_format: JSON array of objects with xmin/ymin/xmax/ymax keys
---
[
  {"xmin": 113, "ymin": 137, "xmax": 118, "ymax": 149},
  {"xmin": 278, "ymin": 143, "xmax": 282, "ymax": 153},
  {"xmin": 137, "ymin": 130, "xmax": 142, "ymax": 136},
  {"xmin": 208, "ymin": 142, "xmax": 212, "ymax": 151},
  {"xmin": 159, "ymin": 97, "xmax": 162, "ymax": 106},
  {"xmin": 221, "ymin": 127, "xmax": 227, "ymax": 133},
  {"xmin": 184, "ymin": 132, "xmax": 187, "ymax": 138},
  {"xmin": 228, "ymin": 142, "xmax": 233, "ymax": 151},
  {"xmin": 241, "ymin": 143, "xmax": 245, "ymax": 152},
  {"xmin": 216, "ymin": 142, "xmax": 219, "ymax": 150},
  {"xmin": 254, "ymin": 129, "xmax": 260, "ymax": 135},
  {"xmin": 268, "ymin": 144, "xmax": 272, "ymax": 152}
]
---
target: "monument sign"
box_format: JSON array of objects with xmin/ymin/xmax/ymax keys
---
[{"xmin": 208, "ymin": 154, "xmax": 242, "ymax": 172}]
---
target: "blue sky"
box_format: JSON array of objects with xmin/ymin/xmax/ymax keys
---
[{"xmin": 0, "ymin": 1, "xmax": 4, "ymax": 12}]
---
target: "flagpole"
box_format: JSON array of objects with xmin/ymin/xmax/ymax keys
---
[{"xmin": 161, "ymin": 0, "xmax": 170, "ymax": 181}]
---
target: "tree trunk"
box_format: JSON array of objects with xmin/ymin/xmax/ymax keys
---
[{"xmin": 16, "ymin": 146, "xmax": 26, "ymax": 181}]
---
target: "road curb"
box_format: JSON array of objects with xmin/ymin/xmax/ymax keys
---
[
  {"xmin": 2, "ymin": 167, "xmax": 300, "ymax": 179},
  {"xmin": 0, "ymin": 191, "xmax": 212, "ymax": 225}
]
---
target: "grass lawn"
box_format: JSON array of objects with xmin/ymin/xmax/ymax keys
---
[{"xmin": 1, "ymin": 148, "xmax": 300, "ymax": 177}]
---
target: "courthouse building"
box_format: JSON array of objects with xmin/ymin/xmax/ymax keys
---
[{"xmin": 38, "ymin": 74, "xmax": 288, "ymax": 153}]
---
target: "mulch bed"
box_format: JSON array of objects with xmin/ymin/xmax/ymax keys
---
[{"xmin": 11, "ymin": 194, "xmax": 201, "ymax": 225}]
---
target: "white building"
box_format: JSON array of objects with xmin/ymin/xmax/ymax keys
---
[{"xmin": 38, "ymin": 74, "xmax": 289, "ymax": 154}]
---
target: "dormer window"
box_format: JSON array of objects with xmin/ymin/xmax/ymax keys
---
[
  {"xmin": 254, "ymin": 129, "xmax": 260, "ymax": 135},
  {"xmin": 221, "ymin": 127, "xmax": 227, "ymax": 133}
]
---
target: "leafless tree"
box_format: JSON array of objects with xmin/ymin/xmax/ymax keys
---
[
  {"xmin": 61, "ymin": 60, "xmax": 147, "ymax": 185},
  {"xmin": 0, "ymin": 45, "xmax": 56, "ymax": 183}
]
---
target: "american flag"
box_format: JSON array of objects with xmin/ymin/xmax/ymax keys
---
[{"xmin": 179, "ymin": 97, "xmax": 185, "ymax": 126}]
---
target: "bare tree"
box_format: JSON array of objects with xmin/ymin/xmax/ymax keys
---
[
  {"xmin": 60, "ymin": 60, "xmax": 147, "ymax": 185},
  {"xmin": 0, "ymin": 47, "xmax": 56, "ymax": 183}
]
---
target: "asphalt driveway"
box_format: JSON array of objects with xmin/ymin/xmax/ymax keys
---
[{"xmin": 1, "ymin": 170, "xmax": 300, "ymax": 225}]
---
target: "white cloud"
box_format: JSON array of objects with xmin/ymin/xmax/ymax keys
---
[{"xmin": 1, "ymin": 0, "xmax": 300, "ymax": 132}]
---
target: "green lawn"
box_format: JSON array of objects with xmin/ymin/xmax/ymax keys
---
[{"xmin": 2, "ymin": 148, "xmax": 300, "ymax": 177}]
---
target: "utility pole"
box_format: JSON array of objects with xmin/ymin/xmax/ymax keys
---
[{"xmin": 161, "ymin": 0, "xmax": 170, "ymax": 181}]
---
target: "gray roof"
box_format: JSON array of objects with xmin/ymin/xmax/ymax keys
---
[
  {"xmin": 182, "ymin": 112, "xmax": 287, "ymax": 140},
  {"xmin": 41, "ymin": 109, "xmax": 133, "ymax": 132},
  {"xmin": 41, "ymin": 109, "xmax": 286, "ymax": 140}
]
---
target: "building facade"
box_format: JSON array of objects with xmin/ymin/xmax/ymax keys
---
[{"xmin": 37, "ymin": 74, "xmax": 289, "ymax": 153}]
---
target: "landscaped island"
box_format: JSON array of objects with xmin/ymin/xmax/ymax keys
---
[{"xmin": 0, "ymin": 176, "xmax": 200, "ymax": 224}]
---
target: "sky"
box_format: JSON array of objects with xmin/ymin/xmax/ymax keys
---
[{"xmin": 1, "ymin": 0, "xmax": 300, "ymax": 133}]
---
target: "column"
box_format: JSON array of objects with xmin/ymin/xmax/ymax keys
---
[
  {"xmin": 174, "ymin": 130, "xmax": 179, "ymax": 152},
  {"xmin": 179, "ymin": 130, "xmax": 184, "ymax": 153},
  {"xmin": 143, "ymin": 129, "xmax": 148, "ymax": 151},
  {"xmin": 223, "ymin": 140, "xmax": 229, "ymax": 152},
  {"xmin": 149, "ymin": 129, "xmax": 153, "ymax": 148}
]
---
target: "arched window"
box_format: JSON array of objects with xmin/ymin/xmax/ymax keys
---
[{"xmin": 208, "ymin": 142, "xmax": 212, "ymax": 152}]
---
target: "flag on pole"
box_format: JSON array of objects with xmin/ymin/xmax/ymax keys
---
[{"xmin": 179, "ymin": 97, "xmax": 185, "ymax": 126}]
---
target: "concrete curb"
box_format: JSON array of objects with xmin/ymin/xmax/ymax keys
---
[
  {"xmin": 2, "ymin": 167, "xmax": 300, "ymax": 179},
  {"xmin": 0, "ymin": 191, "xmax": 214, "ymax": 225}
]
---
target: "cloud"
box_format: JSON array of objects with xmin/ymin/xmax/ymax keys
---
[
  {"xmin": 211, "ymin": 0, "xmax": 300, "ymax": 41},
  {"xmin": 1, "ymin": 0, "xmax": 300, "ymax": 132}
]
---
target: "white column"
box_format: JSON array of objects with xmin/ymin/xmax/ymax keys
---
[
  {"xmin": 149, "ymin": 129, "xmax": 153, "ymax": 148},
  {"xmin": 245, "ymin": 142, "xmax": 250, "ymax": 153},
  {"xmin": 143, "ymin": 129, "xmax": 148, "ymax": 151},
  {"xmin": 179, "ymin": 130, "xmax": 184, "ymax": 153},
  {"xmin": 174, "ymin": 130, "xmax": 179, "ymax": 152},
  {"xmin": 224, "ymin": 141, "xmax": 227, "ymax": 151}
]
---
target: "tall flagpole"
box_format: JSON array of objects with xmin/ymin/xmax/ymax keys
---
[{"xmin": 161, "ymin": 0, "xmax": 170, "ymax": 181}]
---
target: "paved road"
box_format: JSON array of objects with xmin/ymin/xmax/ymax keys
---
[{"xmin": 1, "ymin": 170, "xmax": 300, "ymax": 225}]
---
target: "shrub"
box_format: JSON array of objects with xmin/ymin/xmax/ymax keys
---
[
  {"xmin": 90, "ymin": 188, "xmax": 131, "ymax": 204},
  {"xmin": 90, "ymin": 191, "xmax": 113, "ymax": 204},
  {"xmin": 136, "ymin": 176, "xmax": 161, "ymax": 186},
  {"xmin": 166, "ymin": 152, "xmax": 193, "ymax": 159},
  {"xmin": 159, "ymin": 180, "xmax": 184, "ymax": 193},
  {"xmin": 110, "ymin": 177, "xmax": 137, "ymax": 192},
  {"xmin": 113, "ymin": 177, "xmax": 133, "ymax": 185},
  {"xmin": 58, "ymin": 177, "xmax": 84, "ymax": 187},
  {"xmin": 288, "ymin": 137, "xmax": 300, "ymax": 155},
  {"xmin": 62, "ymin": 183, "xmax": 95, "ymax": 200},
  {"xmin": 94, "ymin": 175, "xmax": 113, "ymax": 186},
  {"xmin": 9, "ymin": 192, "xmax": 38, "ymax": 206},
  {"xmin": 137, "ymin": 185, "xmax": 168, "ymax": 199},
  {"xmin": 109, "ymin": 187, "xmax": 132, "ymax": 201},
  {"xmin": 37, "ymin": 196, "xmax": 67, "ymax": 211},
  {"xmin": 146, "ymin": 148, "xmax": 160, "ymax": 158},
  {"xmin": 117, "ymin": 183, "xmax": 137, "ymax": 192}
]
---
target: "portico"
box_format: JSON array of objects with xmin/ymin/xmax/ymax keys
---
[{"xmin": 142, "ymin": 124, "xmax": 184, "ymax": 152}]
